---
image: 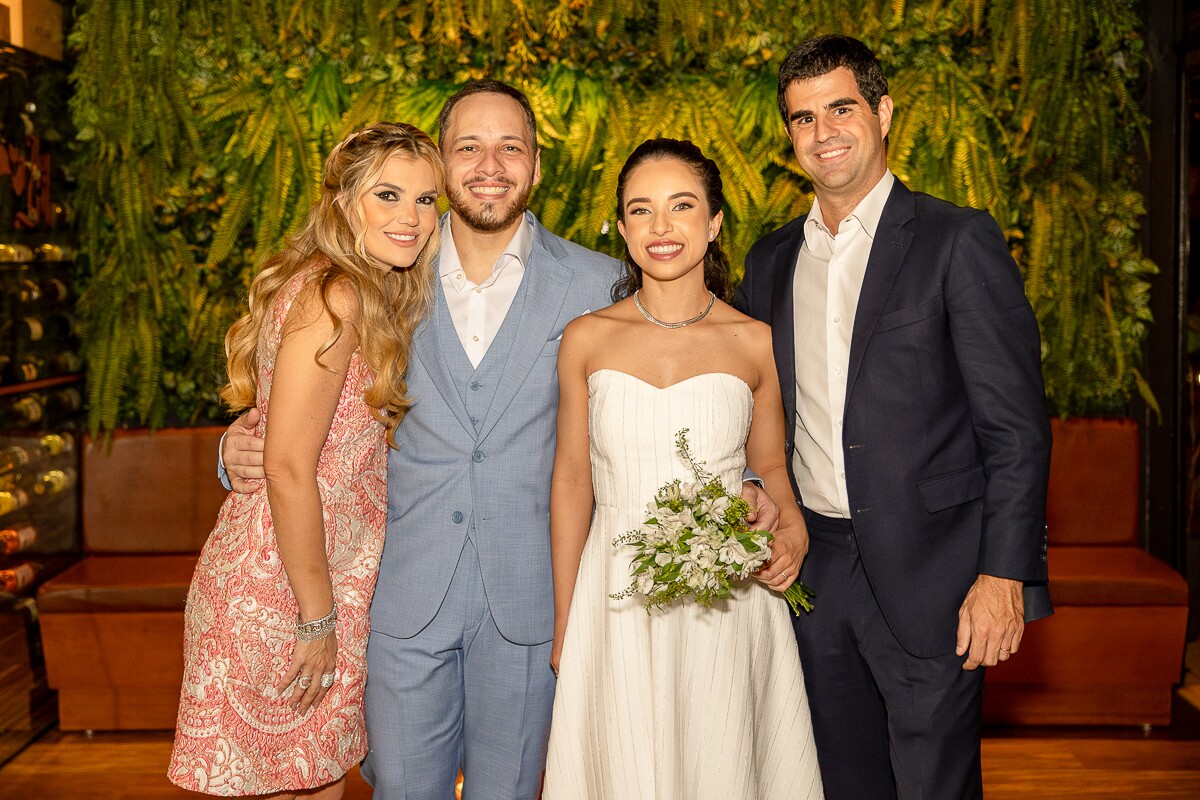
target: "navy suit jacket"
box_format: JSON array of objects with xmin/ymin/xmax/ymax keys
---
[{"xmin": 734, "ymin": 179, "xmax": 1052, "ymax": 657}]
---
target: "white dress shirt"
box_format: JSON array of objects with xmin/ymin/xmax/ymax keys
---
[
  {"xmin": 792, "ymin": 171, "xmax": 895, "ymax": 518},
  {"xmin": 439, "ymin": 216, "xmax": 533, "ymax": 367}
]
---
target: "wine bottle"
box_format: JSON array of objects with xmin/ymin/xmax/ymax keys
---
[
  {"xmin": 0, "ymin": 445, "xmax": 30, "ymax": 474},
  {"xmin": 44, "ymin": 311, "xmax": 76, "ymax": 339},
  {"xmin": 41, "ymin": 276, "xmax": 70, "ymax": 303},
  {"xmin": 0, "ymin": 524, "xmax": 36, "ymax": 555},
  {"xmin": 7, "ymin": 354, "xmax": 44, "ymax": 383},
  {"xmin": 39, "ymin": 432, "xmax": 75, "ymax": 457},
  {"xmin": 17, "ymin": 276, "xmax": 41, "ymax": 303},
  {"xmin": 14, "ymin": 316, "xmax": 45, "ymax": 346},
  {"xmin": 0, "ymin": 489, "xmax": 30, "ymax": 516},
  {"xmin": 49, "ymin": 351, "xmax": 82, "ymax": 374},
  {"xmin": 0, "ymin": 243, "xmax": 34, "ymax": 262},
  {"xmin": 10, "ymin": 395, "xmax": 45, "ymax": 426},
  {"xmin": 0, "ymin": 562, "xmax": 42, "ymax": 593},
  {"xmin": 34, "ymin": 243, "xmax": 74, "ymax": 261},
  {"xmin": 33, "ymin": 467, "xmax": 75, "ymax": 497},
  {"xmin": 45, "ymin": 388, "xmax": 82, "ymax": 416}
]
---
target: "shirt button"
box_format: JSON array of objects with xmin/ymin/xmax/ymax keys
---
[
  {"xmin": 839, "ymin": 471, "xmax": 845, "ymax": 479},
  {"xmin": 472, "ymin": 450, "xmax": 485, "ymax": 463},
  {"xmin": 452, "ymin": 511, "xmax": 464, "ymax": 524},
  {"xmin": 472, "ymin": 335, "xmax": 480, "ymax": 342},
  {"xmin": 475, "ymin": 288, "xmax": 482, "ymax": 293},
  {"xmin": 833, "ymin": 314, "xmax": 842, "ymax": 324},
  {"xmin": 457, "ymin": 272, "xmax": 463, "ymax": 279}
]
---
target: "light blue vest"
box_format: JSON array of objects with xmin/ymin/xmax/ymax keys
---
[{"xmin": 371, "ymin": 214, "xmax": 621, "ymax": 645}]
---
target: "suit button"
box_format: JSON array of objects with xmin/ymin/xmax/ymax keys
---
[
  {"xmin": 452, "ymin": 511, "xmax": 464, "ymax": 524},
  {"xmin": 470, "ymin": 381, "xmax": 481, "ymax": 391},
  {"xmin": 472, "ymin": 450, "xmax": 485, "ymax": 463}
]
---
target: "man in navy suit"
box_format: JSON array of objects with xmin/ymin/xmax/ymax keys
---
[{"xmin": 734, "ymin": 35, "xmax": 1052, "ymax": 800}]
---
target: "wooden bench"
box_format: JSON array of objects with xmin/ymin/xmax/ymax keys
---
[
  {"xmin": 983, "ymin": 418, "xmax": 1189, "ymax": 726},
  {"xmin": 36, "ymin": 427, "xmax": 228, "ymax": 731}
]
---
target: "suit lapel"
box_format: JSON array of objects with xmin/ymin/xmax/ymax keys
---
[
  {"xmin": 412, "ymin": 280, "xmax": 477, "ymax": 437},
  {"xmin": 845, "ymin": 181, "xmax": 916, "ymax": 407},
  {"xmin": 770, "ymin": 228, "xmax": 804, "ymax": 433},
  {"xmin": 477, "ymin": 218, "xmax": 571, "ymax": 442}
]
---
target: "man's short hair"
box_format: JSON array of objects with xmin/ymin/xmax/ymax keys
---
[
  {"xmin": 436, "ymin": 80, "xmax": 539, "ymax": 150},
  {"xmin": 776, "ymin": 34, "xmax": 889, "ymax": 125}
]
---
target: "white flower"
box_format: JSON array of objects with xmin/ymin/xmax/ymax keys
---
[
  {"xmin": 720, "ymin": 538, "xmax": 751, "ymax": 567},
  {"xmin": 701, "ymin": 494, "xmax": 731, "ymax": 519}
]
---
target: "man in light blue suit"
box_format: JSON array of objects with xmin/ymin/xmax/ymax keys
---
[
  {"xmin": 222, "ymin": 81, "xmax": 619, "ymax": 799},
  {"xmin": 357, "ymin": 82, "xmax": 619, "ymax": 798}
]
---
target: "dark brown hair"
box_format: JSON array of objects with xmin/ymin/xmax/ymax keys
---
[
  {"xmin": 436, "ymin": 79, "xmax": 539, "ymax": 148},
  {"xmin": 611, "ymin": 138, "xmax": 734, "ymax": 303},
  {"xmin": 777, "ymin": 34, "xmax": 889, "ymax": 125}
]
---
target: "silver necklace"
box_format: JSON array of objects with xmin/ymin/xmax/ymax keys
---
[{"xmin": 634, "ymin": 290, "xmax": 716, "ymax": 329}]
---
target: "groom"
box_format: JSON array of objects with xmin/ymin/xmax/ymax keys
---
[{"xmin": 734, "ymin": 35, "xmax": 1052, "ymax": 799}]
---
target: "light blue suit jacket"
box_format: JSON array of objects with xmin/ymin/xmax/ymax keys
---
[{"xmin": 369, "ymin": 212, "xmax": 621, "ymax": 646}]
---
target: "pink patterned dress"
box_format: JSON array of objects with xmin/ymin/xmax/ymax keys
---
[{"xmin": 169, "ymin": 267, "xmax": 387, "ymax": 795}]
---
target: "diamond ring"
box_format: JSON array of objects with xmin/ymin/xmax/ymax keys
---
[
  {"xmin": 297, "ymin": 675, "xmax": 312, "ymax": 689},
  {"xmin": 320, "ymin": 672, "xmax": 336, "ymax": 688}
]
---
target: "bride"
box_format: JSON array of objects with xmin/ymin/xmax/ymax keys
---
[{"xmin": 543, "ymin": 138, "xmax": 824, "ymax": 799}]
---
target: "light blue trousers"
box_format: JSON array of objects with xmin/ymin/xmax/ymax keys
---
[{"xmin": 361, "ymin": 539, "xmax": 556, "ymax": 800}]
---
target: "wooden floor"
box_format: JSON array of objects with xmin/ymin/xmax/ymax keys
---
[
  {"xmin": 1, "ymin": 723, "xmax": 1198, "ymax": 799},
  {"xmin": 3, "ymin": 644, "xmax": 1200, "ymax": 799}
]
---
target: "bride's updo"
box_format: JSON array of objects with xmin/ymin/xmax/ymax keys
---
[{"xmin": 611, "ymin": 138, "xmax": 734, "ymax": 303}]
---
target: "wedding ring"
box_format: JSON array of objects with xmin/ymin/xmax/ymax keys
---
[
  {"xmin": 297, "ymin": 675, "xmax": 312, "ymax": 689},
  {"xmin": 320, "ymin": 672, "xmax": 336, "ymax": 688},
  {"xmin": 999, "ymin": 647, "xmax": 1011, "ymax": 652}
]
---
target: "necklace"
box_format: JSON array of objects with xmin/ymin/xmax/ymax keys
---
[{"xmin": 634, "ymin": 290, "xmax": 716, "ymax": 329}]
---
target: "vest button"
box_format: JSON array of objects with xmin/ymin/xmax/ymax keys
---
[
  {"xmin": 472, "ymin": 450, "xmax": 484, "ymax": 463},
  {"xmin": 452, "ymin": 511, "xmax": 464, "ymax": 524}
]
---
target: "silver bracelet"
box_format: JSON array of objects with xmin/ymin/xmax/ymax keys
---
[{"xmin": 296, "ymin": 605, "xmax": 337, "ymax": 641}]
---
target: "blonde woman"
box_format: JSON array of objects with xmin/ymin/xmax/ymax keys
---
[{"xmin": 169, "ymin": 123, "xmax": 443, "ymax": 799}]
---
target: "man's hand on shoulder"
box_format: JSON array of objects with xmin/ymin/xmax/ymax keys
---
[
  {"xmin": 223, "ymin": 407, "xmax": 266, "ymax": 494},
  {"xmin": 956, "ymin": 574, "xmax": 1024, "ymax": 671}
]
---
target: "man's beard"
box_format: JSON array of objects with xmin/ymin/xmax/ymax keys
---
[{"xmin": 447, "ymin": 181, "xmax": 533, "ymax": 233}]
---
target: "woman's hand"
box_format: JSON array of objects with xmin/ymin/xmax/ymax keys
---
[
  {"xmin": 277, "ymin": 632, "xmax": 338, "ymax": 714},
  {"xmin": 549, "ymin": 633, "xmax": 561, "ymax": 681},
  {"xmin": 755, "ymin": 521, "xmax": 809, "ymax": 593}
]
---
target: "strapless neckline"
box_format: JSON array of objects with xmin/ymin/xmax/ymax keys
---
[{"xmin": 587, "ymin": 368, "xmax": 751, "ymax": 394}]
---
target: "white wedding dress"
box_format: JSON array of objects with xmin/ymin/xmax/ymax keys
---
[{"xmin": 543, "ymin": 369, "xmax": 824, "ymax": 800}]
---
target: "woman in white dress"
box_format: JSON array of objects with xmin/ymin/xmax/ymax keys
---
[{"xmin": 543, "ymin": 138, "xmax": 824, "ymax": 799}]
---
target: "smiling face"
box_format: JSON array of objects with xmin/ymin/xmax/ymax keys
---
[
  {"xmin": 357, "ymin": 155, "xmax": 440, "ymax": 270},
  {"xmin": 441, "ymin": 93, "xmax": 542, "ymax": 235},
  {"xmin": 617, "ymin": 157, "xmax": 722, "ymax": 284},
  {"xmin": 783, "ymin": 66, "xmax": 892, "ymax": 212}
]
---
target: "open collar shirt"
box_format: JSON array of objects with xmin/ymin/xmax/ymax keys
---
[
  {"xmin": 791, "ymin": 170, "xmax": 894, "ymax": 518},
  {"xmin": 438, "ymin": 214, "xmax": 533, "ymax": 368}
]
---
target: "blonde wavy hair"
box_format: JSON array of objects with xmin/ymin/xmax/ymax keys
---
[{"xmin": 220, "ymin": 122, "xmax": 444, "ymax": 446}]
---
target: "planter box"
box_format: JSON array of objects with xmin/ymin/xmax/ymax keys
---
[{"xmin": 983, "ymin": 417, "xmax": 1189, "ymax": 726}]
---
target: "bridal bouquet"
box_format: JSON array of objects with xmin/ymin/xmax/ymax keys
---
[{"xmin": 611, "ymin": 429, "xmax": 816, "ymax": 616}]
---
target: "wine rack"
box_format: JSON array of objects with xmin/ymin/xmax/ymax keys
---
[
  {"xmin": 0, "ymin": 249, "xmax": 81, "ymax": 764},
  {"xmin": 0, "ymin": 41, "xmax": 78, "ymax": 764}
]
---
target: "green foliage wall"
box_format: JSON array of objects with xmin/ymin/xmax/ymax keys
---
[{"xmin": 70, "ymin": 0, "xmax": 1155, "ymax": 430}]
